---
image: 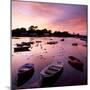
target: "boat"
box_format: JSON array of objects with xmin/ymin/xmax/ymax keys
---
[
  {"xmin": 14, "ymin": 46, "xmax": 30, "ymax": 52},
  {"xmin": 68, "ymin": 56, "xmax": 83, "ymax": 72},
  {"xmin": 47, "ymin": 41, "xmax": 58, "ymax": 44},
  {"xmin": 29, "ymin": 41, "xmax": 34, "ymax": 44},
  {"xmin": 21, "ymin": 42, "xmax": 33, "ymax": 46},
  {"xmin": 50, "ymin": 38, "xmax": 53, "ymax": 40},
  {"xmin": 40, "ymin": 62, "xmax": 63, "ymax": 86},
  {"xmin": 22, "ymin": 42, "xmax": 34, "ymax": 45},
  {"xmin": 16, "ymin": 43, "xmax": 23, "ymax": 47},
  {"xmin": 72, "ymin": 43, "xmax": 78, "ymax": 46},
  {"xmin": 16, "ymin": 63, "xmax": 34, "ymax": 87},
  {"xmin": 36, "ymin": 41, "xmax": 42, "ymax": 43},
  {"xmin": 82, "ymin": 44, "xmax": 87, "ymax": 47},
  {"xmin": 61, "ymin": 39, "xmax": 64, "ymax": 41}
]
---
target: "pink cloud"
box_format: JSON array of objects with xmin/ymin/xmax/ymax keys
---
[{"xmin": 12, "ymin": 1, "xmax": 87, "ymax": 35}]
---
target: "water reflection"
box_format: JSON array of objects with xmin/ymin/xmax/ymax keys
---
[{"xmin": 12, "ymin": 37, "xmax": 87, "ymax": 89}]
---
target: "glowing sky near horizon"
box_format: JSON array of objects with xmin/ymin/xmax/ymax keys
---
[{"xmin": 12, "ymin": 1, "xmax": 87, "ymax": 35}]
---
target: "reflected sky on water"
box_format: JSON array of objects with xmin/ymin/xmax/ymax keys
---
[{"xmin": 12, "ymin": 37, "xmax": 87, "ymax": 89}]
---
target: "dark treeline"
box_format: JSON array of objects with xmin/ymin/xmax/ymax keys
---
[{"xmin": 12, "ymin": 25, "xmax": 87, "ymax": 38}]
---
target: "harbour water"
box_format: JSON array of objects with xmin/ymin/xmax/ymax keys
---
[{"xmin": 12, "ymin": 37, "xmax": 87, "ymax": 89}]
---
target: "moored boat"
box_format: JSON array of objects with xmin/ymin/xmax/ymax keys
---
[
  {"xmin": 16, "ymin": 63, "xmax": 34, "ymax": 87},
  {"xmin": 61, "ymin": 38, "xmax": 64, "ymax": 41},
  {"xmin": 68, "ymin": 56, "xmax": 83, "ymax": 72},
  {"xmin": 36, "ymin": 41, "xmax": 42, "ymax": 43},
  {"xmin": 40, "ymin": 62, "xmax": 63, "ymax": 86},
  {"xmin": 16, "ymin": 43, "xmax": 23, "ymax": 47},
  {"xmin": 21, "ymin": 42, "xmax": 33, "ymax": 46},
  {"xmin": 72, "ymin": 43, "xmax": 78, "ymax": 46},
  {"xmin": 82, "ymin": 44, "xmax": 87, "ymax": 47},
  {"xmin": 47, "ymin": 41, "xmax": 58, "ymax": 44},
  {"xmin": 14, "ymin": 46, "xmax": 30, "ymax": 52}
]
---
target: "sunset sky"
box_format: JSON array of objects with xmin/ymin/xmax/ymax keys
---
[{"xmin": 12, "ymin": 1, "xmax": 87, "ymax": 35}]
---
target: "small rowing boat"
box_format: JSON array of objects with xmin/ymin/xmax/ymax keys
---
[
  {"xmin": 47, "ymin": 41, "xmax": 58, "ymax": 44},
  {"xmin": 16, "ymin": 63, "xmax": 34, "ymax": 87},
  {"xmin": 61, "ymin": 39, "xmax": 64, "ymax": 41},
  {"xmin": 40, "ymin": 62, "xmax": 63, "ymax": 86},
  {"xmin": 36, "ymin": 41, "xmax": 42, "ymax": 43},
  {"xmin": 72, "ymin": 43, "xmax": 78, "ymax": 46},
  {"xmin": 68, "ymin": 56, "xmax": 83, "ymax": 72},
  {"xmin": 14, "ymin": 46, "xmax": 30, "ymax": 52}
]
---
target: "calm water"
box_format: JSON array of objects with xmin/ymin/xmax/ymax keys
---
[{"xmin": 12, "ymin": 37, "xmax": 87, "ymax": 89}]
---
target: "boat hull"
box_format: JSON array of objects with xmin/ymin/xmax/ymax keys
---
[
  {"xmin": 40, "ymin": 68, "xmax": 63, "ymax": 87},
  {"xmin": 17, "ymin": 68, "xmax": 34, "ymax": 87},
  {"xmin": 40, "ymin": 62, "xmax": 63, "ymax": 87},
  {"xmin": 14, "ymin": 46, "xmax": 30, "ymax": 52},
  {"xmin": 61, "ymin": 39, "xmax": 64, "ymax": 41},
  {"xmin": 47, "ymin": 41, "xmax": 58, "ymax": 44},
  {"xmin": 68, "ymin": 56, "xmax": 83, "ymax": 72},
  {"xmin": 72, "ymin": 43, "xmax": 78, "ymax": 46}
]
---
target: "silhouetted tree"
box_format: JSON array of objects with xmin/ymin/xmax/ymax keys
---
[
  {"xmin": 20, "ymin": 27, "xmax": 26, "ymax": 32},
  {"xmin": 12, "ymin": 28, "xmax": 21, "ymax": 36},
  {"xmin": 48, "ymin": 30, "xmax": 52, "ymax": 35},
  {"xmin": 42, "ymin": 28, "xmax": 48, "ymax": 33},
  {"xmin": 12, "ymin": 25, "xmax": 84, "ymax": 38},
  {"xmin": 28, "ymin": 25, "xmax": 38, "ymax": 31}
]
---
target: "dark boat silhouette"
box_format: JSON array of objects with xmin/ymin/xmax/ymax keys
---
[
  {"xmin": 82, "ymin": 44, "xmax": 87, "ymax": 47},
  {"xmin": 68, "ymin": 56, "xmax": 84, "ymax": 72},
  {"xmin": 22, "ymin": 42, "xmax": 34, "ymax": 46},
  {"xmin": 61, "ymin": 39, "xmax": 64, "ymax": 41},
  {"xmin": 47, "ymin": 41, "xmax": 58, "ymax": 44},
  {"xmin": 36, "ymin": 41, "xmax": 42, "ymax": 43},
  {"xmin": 16, "ymin": 41, "xmax": 34, "ymax": 47},
  {"xmin": 72, "ymin": 43, "xmax": 78, "ymax": 46},
  {"xmin": 16, "ymin": 63, "xmax": 34, "ymax": 87},
  {"xmin": 16, "ymin": 43, "xmax": 23, "ymax": 47},
  {"xmin": 14, "ymin": 46, "xmax": 30, "ymax": 52},
  {"xmin": 40, "ymin": 62, "xmax": 63, "ymax": 86}
]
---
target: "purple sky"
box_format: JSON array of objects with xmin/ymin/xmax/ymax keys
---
[{"xmin": 12, "ymin": 1, "xmax": 87, "ymax": 35}]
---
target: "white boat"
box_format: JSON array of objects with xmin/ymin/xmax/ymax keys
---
[{"xmin": 40, "ymin": 62, "xmax": 63, "ymax": 85}]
